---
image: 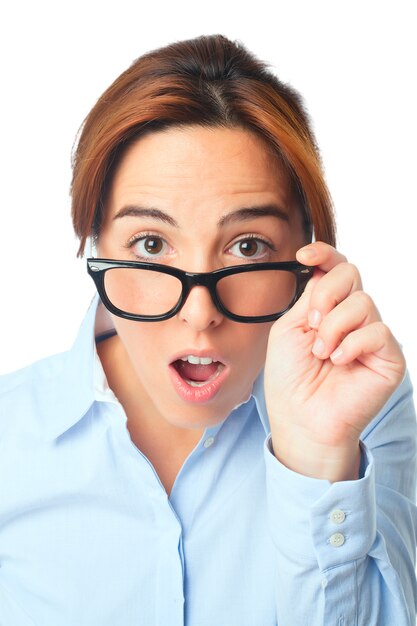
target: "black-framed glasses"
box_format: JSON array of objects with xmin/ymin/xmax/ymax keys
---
[{"xmin": 87, "ymin": 258, "xmax": 314, "ymax": 323}]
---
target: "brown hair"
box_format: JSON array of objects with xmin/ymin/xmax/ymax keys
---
[{"xmin": 71, "ymin": 34, "xmax": 336, "ymax": 257}]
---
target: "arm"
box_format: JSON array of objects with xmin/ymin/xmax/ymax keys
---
[
  {"xmin": 264, "ymin": 374, "xmax": 417, "ymax": 625},
  {"xmin": 264, "ymin": 242, "xmax": 417, "ymax": 624}
]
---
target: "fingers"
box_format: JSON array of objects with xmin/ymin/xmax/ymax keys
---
[
  {"xmin": 306, "ymin": 262, "xmax": 363, "ymax": 326},
  {"xmin": 297, "ymin": 241, "xmax": 347, "ymax": 272},
  {"xmin": 310, "ymin": 290, "xmax": 382, "ymax": 360},
  {"xmin": 296, "ymin": 242, "xmax": 362, "ymax": 324},
  {"xmin": 286, "ymin": 243, "xmax": 362, "ymax": 329},
  {"xmin": 294, "ymin": 242, "xmax": 400, "ymax": 370},
  {"xmin": 328, "ymin": 322, "xmax": 405, "ymax": 377}
]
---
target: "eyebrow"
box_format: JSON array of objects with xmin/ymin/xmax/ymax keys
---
[
  {"xmin": 113, "ymin": 206, "xmax": 179, "ymax": 227},
  {"xmin": 113, "ymin": 204, "xmax": 289, "ymax": 228},
  {"xmin": 217, "ymin": 205, "xmax": 289, "ymax": 227}
]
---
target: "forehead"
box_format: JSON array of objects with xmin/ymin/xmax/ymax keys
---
[{"xmin": 105, "ymin": 125, "xmax": 294, "ymax": 222}]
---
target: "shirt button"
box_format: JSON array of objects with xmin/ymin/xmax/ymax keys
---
[
  {"xmin": 329, "ymin": 532, "xmax": 345, "ymax": 547},
  {"xmin": 330, "ymin": 508, "xmax": 346, "ymax": 524},
  {"xmin": 321, "ymin": 577, "xmax": 328, "ymax": 589},
  {"xmin": 204, "ymin": 437, "xmax": 215, "ymax": 448}
]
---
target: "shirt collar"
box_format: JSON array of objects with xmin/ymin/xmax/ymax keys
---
[
  {"xmin": 44, "ymin": 295, "xmax": 271, "ymax": 440},
  {"xmin": 43, "ymin": 294, "xmax": 100, "ymax": 441}
]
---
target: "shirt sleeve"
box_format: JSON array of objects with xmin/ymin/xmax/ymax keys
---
[{"xmin": 264, "ymin": 372, "xmax": 417, "ymax": 626}]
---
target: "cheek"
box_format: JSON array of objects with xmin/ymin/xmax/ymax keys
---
[
  {"xmin": 233, "ymin": 325, "xmax": 271, "ymax": 367},
  {"xmin": 113, "ymin": 318, "xmax": 164, "ymax": 365}
]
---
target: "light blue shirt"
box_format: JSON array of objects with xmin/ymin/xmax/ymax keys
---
[{"xmin": 1, "ymin": 295, "xmax": 416, "ymax": 626}]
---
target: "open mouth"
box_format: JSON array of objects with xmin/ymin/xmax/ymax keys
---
[
  {"xmin": 168, "ymin": 352, "xmax": 229, "ymax": 403},
  {"xmin": 172, "ymin": 355, "xmax": 224, "ymax": 387}
]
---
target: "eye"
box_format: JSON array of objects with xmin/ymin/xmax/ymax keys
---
[
  {"xmin": 228, "ymin": 237, "xmax": 274, "ymax": 260},
  {"xmin": 129, "ymin": 235, "xmax": 169, "ymax": 259}
]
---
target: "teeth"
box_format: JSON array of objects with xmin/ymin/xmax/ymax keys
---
[{"xmin": 180, "ymin": 355, "xmax": 214, "ymax": 365}]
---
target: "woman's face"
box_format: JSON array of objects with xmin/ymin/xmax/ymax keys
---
[{"xmin": 98, "ymin": 125, "xmax": 307, "ymax": 431}]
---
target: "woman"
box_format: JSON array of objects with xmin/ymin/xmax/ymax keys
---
[{"xmin": 0, "ymin": 34, "xmax": 415, "ymax": 626}]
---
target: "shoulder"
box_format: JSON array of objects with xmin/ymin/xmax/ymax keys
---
[
  {"xmin": 0, "ymin": 351, "xmax": 68, "ymax": 435},
  {"xmin": 0, "ymin": 350, "xmax": 68, "ymax": 393}
]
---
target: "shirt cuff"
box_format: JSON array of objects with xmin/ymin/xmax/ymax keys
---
[{"xmin": 264, "ymin": 435, "xmax": 376, "ymax": 571}]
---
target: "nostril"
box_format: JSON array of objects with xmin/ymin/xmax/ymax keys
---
[{"xmin": 179, "ymin": 288, "xmax": 224, "ymax": 329}]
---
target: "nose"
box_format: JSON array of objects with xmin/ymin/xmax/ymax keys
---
[{"xmin": 178, "ymin": 285, "xmax": 224, "ymax": 331}]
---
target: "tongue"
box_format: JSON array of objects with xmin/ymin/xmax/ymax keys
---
[{"xmin": 176, "ymin": 360, "xmax": 219, "ymax": 382}]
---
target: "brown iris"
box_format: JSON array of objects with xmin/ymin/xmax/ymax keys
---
[
  {"xmin": 239, "ymin": 239, "xmax": 259, "ymax": 257},
  {"xmin": 144, "ymin": 237, "xmax": 163, "ymax": 254}
]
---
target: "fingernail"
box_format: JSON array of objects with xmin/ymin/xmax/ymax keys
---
[
  {"xmin": 330, "ymin": 348, "xmax": 344, "ymax": 362},
  {"xmin": 312, "ymin": 337, "xmax": 325, "ymax": 356},
  {"xmin": 308, "ymin": 309, "xmax": 322, "ymax": 328}
]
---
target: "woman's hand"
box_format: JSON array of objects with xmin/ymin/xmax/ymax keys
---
[{"xmin": 264, "ymin": 242, "xmax": 406, "ymax": 482}]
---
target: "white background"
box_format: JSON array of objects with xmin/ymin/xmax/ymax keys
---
[{"xmin": 0, "ymin": 0, "xmax": 415, "ymax": 381}]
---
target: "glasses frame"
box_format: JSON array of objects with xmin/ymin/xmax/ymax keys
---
[{"xmin": 87, "ymin": 258, "xmax": 314, "ymax": 323}]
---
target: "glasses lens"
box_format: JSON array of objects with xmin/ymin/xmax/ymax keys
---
[
  {"xmin": 217, "ymin": 269, "xmax": 297, "ymax": 317},
  {"xmin": 103, "ymin": 268, "xmax": 182, "ymax": 316}
]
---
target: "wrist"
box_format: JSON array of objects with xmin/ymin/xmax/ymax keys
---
[{"xmin": 270, "ymin": 429, "xmax": 361, "ymax": 482}]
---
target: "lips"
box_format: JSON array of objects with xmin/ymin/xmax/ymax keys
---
[{"xmin": 168, "ymin": 352, "xmax": 229, "ymax": 402}]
